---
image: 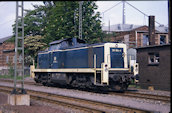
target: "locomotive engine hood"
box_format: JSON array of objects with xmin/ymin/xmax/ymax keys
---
[{"xmin": 48, "ymin": 37, "xmax": 86, "ymax": 51}]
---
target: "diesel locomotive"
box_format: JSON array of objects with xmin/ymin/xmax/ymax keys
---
[{"xmin": 30, "ymin": 38, "xmax": 138, "ymax": 91}]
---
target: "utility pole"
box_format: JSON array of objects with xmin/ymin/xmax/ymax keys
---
[
  {"xmin": 79, "ymin": 1, "xmax": 83, "ymax": 39},
  {"xmin": 74, "ymin": 9, "xmax": 76, "ymax": 36},
  {"xmin": 11, "ymin": 1, "xmax": 26, "ymax": 94},
  {"xmin": 122, "ymin": 0, "xmax": 126, "ymax": 25},
  {"xmin": 108, "ymin": 20, "xmax": 110, "ymax": 33}
]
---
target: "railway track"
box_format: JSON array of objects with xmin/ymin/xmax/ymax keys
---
[
  {"xmin": 126, "ymin": 91, "xmax": 170, "ymax": 103},
  {"xmin": 0, "ymin": 79, "xmax": 170, "ymax": 103},
  {"xmin": 0, "ymin": 85, "xmax": 152, "ymax": 113},
  {"xmin": 0, "ymin": 79, "xmax": 35, "ymax": 85},
  {"xmin": 110, "ymin": 91, "xmax": 170, "ymax": 103}
]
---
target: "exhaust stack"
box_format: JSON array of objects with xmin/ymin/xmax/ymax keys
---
[{"xmin": 148, "ymin": 16, "xmax": 155, "ymax": 45}]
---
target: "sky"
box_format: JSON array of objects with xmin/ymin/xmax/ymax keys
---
[{"xmin": 0, "ymin": 1, "xmax": 169, "ymax": 39}]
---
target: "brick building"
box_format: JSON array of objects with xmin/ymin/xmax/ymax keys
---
[
  {"xmin": 135, "ymin": 16, "xmax": 170, "ymax": 91},
  {"xmin": 0, "ymin": 36, "xmax": 15, "ymax": 75},
  {"xmin": 136, "ymin": 44, "xmax": 171, "ymax": 91},
  {"xmin": 0, "ymin": 36, "xmax": 28, "ymax": 75},
  {"xmin": 102, "ymin": 24, "xmax": 169, "ymax": 48}
]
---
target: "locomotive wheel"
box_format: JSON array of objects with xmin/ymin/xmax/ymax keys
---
[
  {"xmin": 41, "ymin": 73, "xmax": 49, "ymax": 86},
  {"xmin": 42, "ymin": 82, "xmax": 47, "ymax": 86},
  {"xmin": 34, "ymin": 78, "xmax": 39, "ymax": 83},
  {"xmin": 34, "ymin": 73, "xmax": 41, "ymax": 83},
  {"xmin": 46, "ymin": 74, "xmax": 52, "ymax": 87},
  {"xmin": 114, "ymin": 85, "xmax": 122, "ymax": 91},
  {"xmin": 114, "ymin": 84, "xmax": 125, "ymax": 92}
]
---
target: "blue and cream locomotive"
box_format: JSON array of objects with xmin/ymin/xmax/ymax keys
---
[{"xmin": 30, "ymin": 38, "xmax": 135, "ymax": 91}]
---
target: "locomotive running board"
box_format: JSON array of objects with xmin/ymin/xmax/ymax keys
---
[{"xmin": 32, "ymin": 68, "xmax": 96, "ymax": 73}]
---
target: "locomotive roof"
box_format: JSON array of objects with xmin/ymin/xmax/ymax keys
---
[
  {"xmin": 52, "ymin": 42, "xmax": 124, "ymax": 50},
  {"xmin": 49, "ymin": 38, "xmax": 85, "ymax": 45},
  {"xmin": 38, "ymin": 42, "xmax": 125, "ymax": 54},
  {"xmin": 39, "ymin": 37, "xmax": 125, "ymax": 54}
]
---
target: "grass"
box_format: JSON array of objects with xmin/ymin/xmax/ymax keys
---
[
  {"xmin": 129, "ymin": 84, "xmax": 141, "ymax": 89},
  {"xmin": 0, "ymin": 75, "xmax": 30, "ymax": 80},
  {"xmin": 128, "ymin": 79, "xmax": 141, "ymax": 89}
]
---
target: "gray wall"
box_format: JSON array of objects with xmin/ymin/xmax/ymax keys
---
[{"xmin": 137, "ymin": 45, "xmax": 170, "ymax": 91}]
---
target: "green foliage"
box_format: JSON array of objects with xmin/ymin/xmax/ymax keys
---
[
  {"xmin": 13, "ymin": 5, "xmax": 47, "ymax": 37},
  {"xmin": 12, "ymin": 1, "xmax": 104, "ymax": 45},
  {"xmin": 5, "ymin": 35, "xmax": 15, "ymax": 43},
  {"xmin": 7, "ymin": 62, "xmax": 14, "ymax": 77},
  {"xmin": 11, "ymin": 1, "xmax": 104, "ymax": 64},
  {"xmin": 25, "ymin": 55, "xmax": 34, "ymax": 66},
  {"xmin": 82, "ymin": 2, "xmax": 103, "ymax": 43},
  {"xmin": 0, "ymin": 75, "xmax": 30, "ymax": 80},
  {"xmin": 24, "ymin": 35, "xmax": 47, "ymax": 58},
  {"xmin": 112, "ymin": 32, "xmax": 117, "ymax": 37}
]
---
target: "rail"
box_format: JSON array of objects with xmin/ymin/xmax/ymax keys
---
[{"xmin": 0, "ymin": 85, "xmax": 154, "ymax": 113}]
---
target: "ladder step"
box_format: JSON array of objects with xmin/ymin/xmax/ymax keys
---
[
  {"xmin": 18, "ymin": 5, "xmax": 23, "ymax": 8},
  {"xmin": 17, "ymin": 47, "xmax": 23, "ymax": 50},
  {"xmin": 16, "ymin": 69, "xmax": 24, "ymax": 71},
  {"xmin": 16, "ymin": 80, "xmax": 25, "ymax": 83},
  {"xmin": 18, "ymin": 16, "xmax": 23, "ymax": 19},
  {"xmin": 18, "ymin": 26, "xmax": 23, "ymax": 29},
  {"xmin": 17, "ymin": 37, "xmax": 23, "ymax": 39}
]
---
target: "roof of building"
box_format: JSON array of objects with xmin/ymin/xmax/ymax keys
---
[
  {"xmin": 155, "ymin": 25, "xmax": 168, "ymax": 33},
  {"xmin": 102, "ymin": 24, "xmax": 142, "ymax": 32},
  {"xmin": 135, "ymin": 43, "xmax": 171, "ymax": 50},
  {"xmin": 0, "ymin": 35, "xmax": 13, "ymax": 44},
  {"xmin": 102, "ymin": 24, "xmax": 168, "ymax": 33}
]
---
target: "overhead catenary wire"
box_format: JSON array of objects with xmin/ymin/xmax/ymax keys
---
[
  {"xmin": 102, "ymin": 1, "xmax": 122, "ymax": 14},
  {"xmin": 101, "ymin": 1, "xmax": 122, "ymax": 26},
  {"xmin": 101, "ymin": 1, "xmax": 163, "ymax": 26},
  {"xmin": 0, "ymin": 2, "xmax": 7, "ymax": 7},
  {"xmin": 125, "ymin": 1, "xmax": 162, "ymax": 25}
]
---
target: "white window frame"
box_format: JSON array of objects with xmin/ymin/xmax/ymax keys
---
[
  {"xmin": 6, "ymin": 56, "xmax": 9, "ymax": 64},
  {"xmin": 160, "ymin": 35, "xmax": 166, "ymax": 45},
  {"xmin": 148, "ymin": 53, "xmax": 159, "ymax": 65}
]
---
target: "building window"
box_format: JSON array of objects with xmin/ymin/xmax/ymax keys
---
[
  {"xmin": 148, "ymin": 53, "xmax": 159, "ymax": 65},
  {"xmin": 6, "ymin": 56, "xmax": 9, "ymax": 64},
  {"xmin": 143, "ymin": 34, "xmax": 149, "ymax": 46},
  {"xmin": 19, "ymin": 55, "xmax": 22, "ymax": 63},
  {"xmin": 160, "ymin": 35, "xmax": 166, "ymax": 44},
  {"xmin": 13, "ymin": 56, "xmax": 15, "ymax": 63}
]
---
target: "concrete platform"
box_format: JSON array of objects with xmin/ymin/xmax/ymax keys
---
[
  {"xmin": 0, "ymin": 92, "xmax": 30, "ymax": 106},
  {"xmin": 0, "ymin": 92, "xmax": 8, "ymax": 105}
]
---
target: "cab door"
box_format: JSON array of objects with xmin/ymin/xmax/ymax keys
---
[{"xmin": 51, "ymin": 52, "xmax": 59, "ymax": 69}]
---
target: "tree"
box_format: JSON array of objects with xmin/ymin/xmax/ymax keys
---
[
  {"xmin": 44, "ymin": 1, "xmax": 103, "ymax": 44},
  {"xmin": 12, "ymin": 4, "xmax": 47, "ymax": 37},
  {"xmin": 24, "ymin": 35, "xmax": 47, "ymax": 64},
  {"xmin": 12, "ymin": 1, "xmax": 104, "ymax": 55},
  {"xmin": 82, "ymin": 2, "xmax": 103, "ymax": 43},
  {"xmin": 44, "ymin": 1, "xmax": 79, "ymax": 43}
]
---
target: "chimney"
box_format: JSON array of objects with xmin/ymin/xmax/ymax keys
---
[{"xmin": 148, "ymin": 16, "xmax": 155, "ymax": 45}]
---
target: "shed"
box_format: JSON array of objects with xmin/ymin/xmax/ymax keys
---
[{"xmin": 136, "ymin": 44, "xmax": 171, "ymax": 91}]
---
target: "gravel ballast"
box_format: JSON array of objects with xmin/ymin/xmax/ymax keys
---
[{"xmin": 0, "ymin": 80, "xmax": 170, "ymax": 113}]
